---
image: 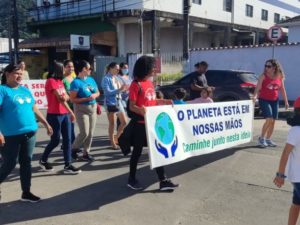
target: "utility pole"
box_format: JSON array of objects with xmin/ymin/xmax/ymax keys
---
[
  {"xmin": 12, "ymin": 0, "xmax": 19, "ymax": 64},
  {"xmin": 183, "ymin": 0, "xmax": 191, "ymax": 74},
  {"xmin": 8, "ymin": 17, "xmax": 13, "ymax": 63},
  {"xmin": 139, "ymin": 10, "xmax": 144, "ymax": 54}
]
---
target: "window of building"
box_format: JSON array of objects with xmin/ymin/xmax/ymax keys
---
[
  {"xmin": 261, "ymin": 9, "xmax": 268, "ymax": 21},
  {"xmin": 192, "ymin": 0, "xmax": 202, "ymax": 5},
  {"xmin": 224, "ymin": 0, "xmax": 232, "ymax": 12},
  {"xmin": 274, "ymin": 13, "xmax": 280, "ymax": 23},
  {"xmin": 246, "ymin": 4, "xmax": 253, "ymax": 17}
]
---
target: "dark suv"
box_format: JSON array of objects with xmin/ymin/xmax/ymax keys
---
[{"xmin": 157, "ymin": 70, "xmax": 258, "ymax": 102}]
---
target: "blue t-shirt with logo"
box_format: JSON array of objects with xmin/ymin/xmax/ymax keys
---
[
  {"xmin": 0, "ymin": 85, "xmax": 38, "ymax": 136},
  {"xmin": 70, "ymin": 77, "xmax": 98, "ymax": 105}
]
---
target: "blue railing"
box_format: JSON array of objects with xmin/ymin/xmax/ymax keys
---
[{"xmin": 27, "ymin": 0, "xmax": 138, "ymax": 22}]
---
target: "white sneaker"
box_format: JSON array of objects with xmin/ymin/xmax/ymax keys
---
[
  {"xmin": 258, "ymin": 137, "xmax": 268, "ymax": 148},
  {"xmin": 265, "ymin": 139, "xmax": 277, "ymax": 147}
]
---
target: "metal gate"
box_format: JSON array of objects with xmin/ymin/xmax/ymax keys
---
[{"xmin": 94, "ymin": 56, "xmax": 126, "ymax": 104}]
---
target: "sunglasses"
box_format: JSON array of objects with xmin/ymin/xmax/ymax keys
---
[{"xmin": 264, "ymin": 65, "xmax": 272, "ymax": 68}]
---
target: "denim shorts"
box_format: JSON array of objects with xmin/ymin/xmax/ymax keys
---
[
  {"xmin": 293, "ymin": 183, "xmax": 300, "ymax": 205},
  {"xmin": 259, "ymin": 98, "xmax": 279, "ymax": 119},
  {"xmin": 107, "ymin": 99, "xmax": 125, "ymax": 113}
]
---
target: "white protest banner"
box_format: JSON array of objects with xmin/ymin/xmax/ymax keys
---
[
  {"xmin": 21, "ymin": 80, "xmax": 47, "ymax": 109},
  {"xmin": 145, "ymin": 100, "xmax": 253, "ymax": 169}
]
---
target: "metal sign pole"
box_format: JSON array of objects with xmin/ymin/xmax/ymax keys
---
[{"xmin": 272, "ymin": 41, "xmax": 276, "ymax": 59}]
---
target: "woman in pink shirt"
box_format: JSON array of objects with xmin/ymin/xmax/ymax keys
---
[{"xmin": 253, "ymin": 59, "xmax": 289, "ymax": 148}]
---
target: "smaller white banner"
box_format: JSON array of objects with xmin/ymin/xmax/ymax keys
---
[
  {"xmin": 70, "ymin": 34, "xmax": 90, "ymax": 50},
  {"xmin": 145, "ymin": 100, "xmax": 254, "ymax": 169},
  {"xmin": 21, "ymin": 80, "xmax": 47, "ymax": 109}
]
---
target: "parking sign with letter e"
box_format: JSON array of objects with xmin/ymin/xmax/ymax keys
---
[{"xmin": 267, "ymin": 25, "xmax": 283, "ymax": 43}]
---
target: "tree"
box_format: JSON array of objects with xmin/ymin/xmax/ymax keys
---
[{"xmin": 0, "ymin": 0, "xmax": 36, "ymax": 39}]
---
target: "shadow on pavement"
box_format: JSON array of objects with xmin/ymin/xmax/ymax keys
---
[{"xmin": 0, "ymin": 143, "xmax": 249, "ymax": 224}]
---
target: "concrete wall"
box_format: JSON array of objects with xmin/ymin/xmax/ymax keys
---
[
  {"xmin": 190, "ymin": 44, "xmax": 300, "ymax": 100},
  {"xmin": 288, "ymin": 26, "xmax": 300, "ymax": 42},
  {"xmin": 121, "ymin": 24, "xmax": 214, "ymax": 55},
  {"xmin": 233, "ymin": 0, "xmax": 298, "ymax": 29}
]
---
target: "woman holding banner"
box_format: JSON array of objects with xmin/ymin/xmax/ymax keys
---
[
  {"xmin": 126, "ymin": 55, "xmax": 178, "ymax": 191},
  {"xmin": 253, "ymin": 59, "xmax": 289, "ymax": 148}
]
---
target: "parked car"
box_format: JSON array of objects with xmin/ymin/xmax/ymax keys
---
[{"xmin": 157, "ymin": 69, "xmax": 258, "ymax": 108}]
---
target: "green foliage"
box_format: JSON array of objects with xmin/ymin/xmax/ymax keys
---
[
  {"xmin": 156, "ymin": 72, "xmax": 183, "ymax": 82},
  {"xmin": 0, "ymin": 0, "xmax": 36, "ymax": 38}
]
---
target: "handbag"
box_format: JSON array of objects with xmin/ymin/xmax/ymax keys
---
[{"xmin": 96, "ymin": 103, "xmax": 102, "ymax": 115}]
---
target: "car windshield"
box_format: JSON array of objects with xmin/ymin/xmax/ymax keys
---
[{"xmin": 238, "ymin": 73, "xmax": 258, "ymax": 84}]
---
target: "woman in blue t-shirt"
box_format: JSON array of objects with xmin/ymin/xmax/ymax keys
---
[
  {"xmin": 70, "ymin": 60, "xmax": 100, "ymax": 161},
  {"xmin": 0, "ymin": 64, "xmax": 52, "ymax": 203}
]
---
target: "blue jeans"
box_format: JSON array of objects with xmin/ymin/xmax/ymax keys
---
[
  {"xmin": 71, "ymin": 122, "xmax": 75, "ymax": 144},
  {"xmin": 41, "ymin": 113, "xmax": 72, "ymax": 166},
  {"xmin": 259, "ymin": 98, "xmax": 279, "ymax": 119},
  {"xmin": 0, "ymin": 131, "xmax": 36, "ymax": 192},
  {"xmin": 293, "ymin": 183, "xmax": 300, "ymax": 205}
]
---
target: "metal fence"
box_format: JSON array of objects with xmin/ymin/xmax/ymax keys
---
[
  {"xmin": 160, "ymin": 52, "xmax": 184, "ymax": 64},
  {"xmin": 93, "ymin": 55, "xmax": 126, "ymax": 103}
]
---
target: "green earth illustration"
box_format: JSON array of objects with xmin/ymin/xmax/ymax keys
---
[{"xmin": 154, "ymin": 112, "xmax": 175, "ymax": 145}]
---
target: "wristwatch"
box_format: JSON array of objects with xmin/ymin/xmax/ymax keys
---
[{"xmin": 276, "ymin": 172, "xmax": 286, "ymax": 179}]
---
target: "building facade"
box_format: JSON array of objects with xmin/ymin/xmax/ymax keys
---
[
  {"xmin": 280, "ymin": 15, "xmax": 300, "ymax": 42},
  {"xmin": 23, "ymin": 0, "xmax": 300, "ymax": 63}
]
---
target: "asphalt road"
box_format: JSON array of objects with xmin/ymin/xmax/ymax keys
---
[{"xmin": 0, "ymin": 113, "xmax": 294, "ymax": 225}]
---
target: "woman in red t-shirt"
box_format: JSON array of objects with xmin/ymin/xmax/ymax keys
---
[
  {"xmin": 253, "ymin": 59, "xmax": 289, "ymax": 148},
  {"xmin": 127, "ymin": 56, "xmax": 178, "ymax": 191},
  {"xmin": 40, "ymin": 61, "xmax": 81, "ymax": 174}
]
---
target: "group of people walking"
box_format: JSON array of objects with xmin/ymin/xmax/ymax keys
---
[
  {"xmin": 1, "ymin": 55, "xmax": 300, "ymax": 225},
  {"xmin": 0, "ymin": 56, "xmax": 180, "ymax": 203}
]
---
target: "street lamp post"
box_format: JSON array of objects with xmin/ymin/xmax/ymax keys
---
[
  {"xmin": 183, "ymin": 0, "xmax": 191, "ymax": 75},
  {"xmin": 12, "ymin": 0, "xmax": 19, "ymax": 64}
]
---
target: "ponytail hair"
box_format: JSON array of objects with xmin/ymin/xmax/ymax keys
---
[
  {"xmin": 105, "ymin": 62, "xmax": 118, "ymax": 74},
  {"xmin": 46, "ymin": 61, "xmax": 64, "ymax": 80},
  {"xmin": 74, "ymin": 60, "xmax": 89, "ymax": 76}
]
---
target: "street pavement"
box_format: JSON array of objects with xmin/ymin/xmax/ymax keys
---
[{"xmin": 0, "ymin": 112, "xmax": 295, "ymax": 225}]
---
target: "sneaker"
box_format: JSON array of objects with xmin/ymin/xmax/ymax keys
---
[
  {"xmin": 21, "ymin": 192, "xmax": 41, "ymax": 203},
  {"xmin": 266, "ymin": 139, "xmax": 277, "ymax": 147},
  {"xmin": 72, "ymin": 148, "xmax": 83, "ymax": 153},
  {"xmin": 159, "ymin": 179, "xmax": 179, "ymax": 191},
  {"xmin": 64, "ymin": 164, "xmax": 82, "ymax": 174},
  {"xmin": 82, "ymin": 154, "xmax": 95, "ymax": 162},
  {"xmin": 127, "ymin": 179, "xmax": 143, "ymax": 190},
  {"xmin": 39, "ymin": 160, "xmax": 54, "ymax": 171},
  {"xmin": 258, "ymin": 137, "xmax": 268, "ymax": 148},
  {"xmin": 71, "ymin": 151, "xmax": 79, "ymax": 161}
]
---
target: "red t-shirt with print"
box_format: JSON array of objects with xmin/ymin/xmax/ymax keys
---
[
  {"xmin": 259, "ymin": 74, "xmax": 282, "ymax": 101},
  {"xmin": 45, "ymin": 78, "xmax": 69, "ymax": 114},
  {"xmin": 129, "ymin": 79, "xmax": 157, "ymax": 121}
]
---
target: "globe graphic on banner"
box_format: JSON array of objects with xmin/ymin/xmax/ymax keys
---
[{"xmin": 154, "ymin": 112, "xmax": 175, "ymax": 145}]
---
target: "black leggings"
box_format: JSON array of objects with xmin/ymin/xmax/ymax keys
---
[{"xmin": 129, "ymin": 122, "xmax": 166, "ymax": 181}]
